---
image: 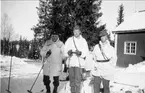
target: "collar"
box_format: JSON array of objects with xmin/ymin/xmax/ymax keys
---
[
  {"xmin": 99, "ymin": 40, "xmax": 110, "ymax": 47},
  {"xmin": 73, "ymin": 35, "xmax": 82, "ymax": 40}
]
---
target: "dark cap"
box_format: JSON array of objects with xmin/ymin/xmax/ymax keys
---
[
  {"xmin": 51, "ymin": 31, "xmax": 58, "ymax": 35},
  {"xmin": 99, "ymin": 30, "xmax": 108, "ymax": 37}
]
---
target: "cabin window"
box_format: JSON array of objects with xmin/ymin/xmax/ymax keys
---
[{"xmin": 124, "ymin": 41, "xmax": 137, "ymax": 55}]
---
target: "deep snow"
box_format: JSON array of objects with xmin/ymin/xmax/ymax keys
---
[{"xmin": 1, "ymin": 55, "xmax": 145, "ymax": 93}]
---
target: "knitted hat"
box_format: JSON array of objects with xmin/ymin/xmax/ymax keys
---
[{"xmin": 99, "ymin": 30, "xmax": 108, "ymax": 37}]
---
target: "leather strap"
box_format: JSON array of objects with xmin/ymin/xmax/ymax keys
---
[
  {"xmin": 98, "ymin": 44, "xmax": 109, "ymax": 60},
  {"xmin": 73, "ymin": 37, "xmax": 78, "ymax": 51}
]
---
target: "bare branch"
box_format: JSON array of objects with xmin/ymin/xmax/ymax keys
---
[{"xmin": 1, "ymin": 13, "xmax": 14, "ymax": 41}]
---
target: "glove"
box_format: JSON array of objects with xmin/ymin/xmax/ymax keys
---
[
  {"xmin": 68, "ymin": 50, "xmax": 73, "ymax": 56},
  {"xmin": 46, "ymin": 50, "xmax": 51, "ymax": 58},
  {"xmin": 75, "ymin": 50, "xmax": 82, "ymax": 57}
]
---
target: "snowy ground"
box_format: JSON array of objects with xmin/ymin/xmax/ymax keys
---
[
  {"xmin": 1, "ymin": 55, "xmax": 145, "ymax": 93},
  {"xmin": 110, "ymin": 61, "xmax": 145, "ymax": 93},
  {"xmin": 0, "ymin": 55, "xmax": 66, "ymax": 93}
]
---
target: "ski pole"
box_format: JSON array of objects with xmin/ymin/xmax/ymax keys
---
[
  {"xmin": 27, "ymin": 59, "xmax": 45, "ymax": 93},
  {"xmin": 6, "ymin": 56, "xmax": 13, "ymax": 93},
  {"xmin": 114, "ymin": 82, "xmax": 139, "ymax": 88}
]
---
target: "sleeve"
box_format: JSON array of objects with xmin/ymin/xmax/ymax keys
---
[
  {"xmin": 40, "ymin": 42, "xmax": 51, "ymax": 58},
  {"xmin": 92, "ymin": 45, "xmax": 99, "ymax": 68},
  {"xmin": 80, "ymin": 39, "xmax": 89, "ymax": 58},
  {"xmin": 109, "ymin": 47, "xmax": 117, "ymax": 66},
  {"xmin": 64, "ymin": 38, "xmax": 71, "ymax": 58},
  {"xmin": 60, "ymin": 42, "xmax": 65, "ymax": 60},
  {"xmin": 85, "ymin": 52, "xmax": 96, "ymax": 71},
  {"xmin": 92, "ymin": 45, "xmax": 98, "ymax": 61}
]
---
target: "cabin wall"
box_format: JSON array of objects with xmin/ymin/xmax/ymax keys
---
[{"xmin": 116, "ymin": 32, "xmax": 145, "ymax": 67}]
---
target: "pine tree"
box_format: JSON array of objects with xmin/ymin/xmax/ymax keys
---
[
  {"xmin": 32, "ymin": 0, "xmax": 106, "ymax": 46},
  {"xmin": 117, "ymin": 4, "xmax": 124, "ymax": 26}
]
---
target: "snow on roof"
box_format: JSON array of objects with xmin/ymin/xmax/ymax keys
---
[{"xmin": 113, "ymin": 10, "xmax": 145, "ymax": 33}]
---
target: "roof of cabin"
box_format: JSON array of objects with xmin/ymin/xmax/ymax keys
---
[{"xmin": 113, "ymin": 10, "xmax": 145, "ymax": 33}]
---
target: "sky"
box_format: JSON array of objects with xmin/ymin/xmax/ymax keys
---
[
  {"xmin": 1, "ymin": 0, "xmax": 145, "ymax": 41},
  {"xmin": 1, "ymin": 0, "xmax": 39, "ymax": 41}
]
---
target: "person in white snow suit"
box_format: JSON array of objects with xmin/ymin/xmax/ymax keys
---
[
  {"xmin": 40, "ymin": 32, "xmax": 65, "ymax": 93},
  {"xmin": 92, "ymin": 30, "xmax": 117, "ymax": 93},
  {"xmin": 64, "ymin": 25, "xmax": 89, "ymax": 93}
]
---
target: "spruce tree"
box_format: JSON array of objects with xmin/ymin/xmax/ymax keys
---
[
  {"xmin": 32, "ymin": 0, "xmax": 106, "ymax": 46},
  {"xmin": 117, "ymin": 4, "xmax": 124, "ymax": 26}
]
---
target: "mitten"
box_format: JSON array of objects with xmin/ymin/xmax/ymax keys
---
[
  {"xmin": 75, "ymin": 50, "xmax": 82, "ymax": 57},
  {"xmin": 46, "ymin": 50, "xmax": 51, "ymax": 58},
  {"xmin": 68, "ymin": 50, "xmax": 73, "ymax": 56}
]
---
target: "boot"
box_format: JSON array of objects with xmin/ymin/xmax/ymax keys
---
[
  {"xmin": 53, "ymin": 76, "xmax": 59, "ymax": 93},
  {"xmin": 43, "ymin": 75, "xmax": 51, "ymax": 93},
  {"xmin": 53, "ymin": 87, "xmax": 58, "ymax": 93},
  {"xmin": 46, "ymin": 86, "xmax": 51, "ymax": 93}
]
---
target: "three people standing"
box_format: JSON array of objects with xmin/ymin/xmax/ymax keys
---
[{"xmin": 40, "ymin": 25, "xmax": 117, "ymax": 93}]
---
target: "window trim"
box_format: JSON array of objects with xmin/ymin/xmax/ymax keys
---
[{"xmin": 124, "ymin": 41, "xmax": 137, "ymax": 55}]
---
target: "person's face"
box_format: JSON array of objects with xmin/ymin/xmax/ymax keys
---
[
  {"xmin": 100, "ymin": 35, "xmax": 108, "ymax": 43},
  {"xmin": 73, "ymin": 29, "xmax": 81, "ymax": 38},
  {"xmin": 51, "ymin": 35, "xmax": 59, "ymax": 42}
]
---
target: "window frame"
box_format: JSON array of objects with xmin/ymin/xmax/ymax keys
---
[{"xmin": 124, "ymin": 41, "xmax": 137, "ymax": 55}]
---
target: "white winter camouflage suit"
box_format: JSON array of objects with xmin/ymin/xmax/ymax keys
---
[
  {"xmin": 40, "ymin": 39, "xmax": 65, "ymax": 76},
  {"xmin": 92, "ymin": 40, "xmax": 117, "ymax": 80}
]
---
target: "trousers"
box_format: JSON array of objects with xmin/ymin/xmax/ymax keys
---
[
  {"xmin": 93, "ymin": 76, "xmax": 110, "ymax": 93},
  {"xmin": 43, "ymin": 75, "xmax": 59, "ymax": 93},
  {"xmin": 69, "ymin": 67, "xmax": 82, "ymax": 93}
]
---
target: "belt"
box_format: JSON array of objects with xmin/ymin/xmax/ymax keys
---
[{"xmin": 96, "ymin": 59, "xmax": 110, "ymax": 63}]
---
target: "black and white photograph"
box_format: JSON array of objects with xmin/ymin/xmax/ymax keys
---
[{"xmin": 1, "ymin": 0, "xmax": 145, "ymax": 93}]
